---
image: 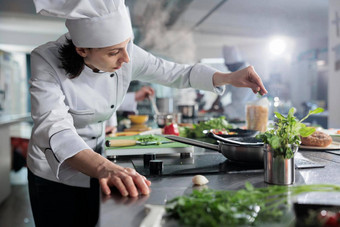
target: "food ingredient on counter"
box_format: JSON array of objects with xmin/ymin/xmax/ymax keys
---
[
  {"xmin": 192, "ymin": 175, "xmax": 209, "ymax": 186},
  {"xmin": 317, "ymin": 210, "xmax": 340, "ymax": 227},
  {"xmin": 136, "ymin": 135, "xmax": 162, "ymax": 143},
  {"xmin": 257, "ymin": 107, "xmax": 323, "ymax": 159},
  {"xmin": 211, "ymin": 128, "xmax": 235, "ymax": 135},
  {"xmin": 297, "ymin": 207, "xmax": 340, "ymax": 227},
  {"xmin": 301, "ymin": 131, "xmax": 333, "ymax": 147},
  {"xmin": 179, "ymin": 116, "xmax": 232, "ymax": 138},
  {"xmin": 128, "ymin": 115, "xmax": 149, "ymax": 124},
  {"xmin": 163, "ymin": 123, "xmax": 180, "ymax": 136},
  {"xmin": 166, "ymin": 183, "xmax": 340, "ymax": 227}
]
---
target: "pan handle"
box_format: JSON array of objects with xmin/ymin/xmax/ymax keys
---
[
  {"xmin": 206, "ymin": 132, "xmax": 263, "ymax": 146},
  {"xmin": 163, "ymin": 135, "xmax": 220, "ymax": 151}
]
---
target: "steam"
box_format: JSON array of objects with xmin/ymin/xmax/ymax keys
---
[{"xmin": 134, "ymin": 0, "xmax": 196, "ymax": 63}]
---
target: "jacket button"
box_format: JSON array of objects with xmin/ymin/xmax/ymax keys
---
[
  {"xmin": 91, "ymin": 137, "xmax": 96, "ymax": 139},
  {"xmin": 111, "ymin": 105, "xmax": 115, "ymax": 108},
  {"xmin": 110, "ymin": 73, "xmax": 115, "ymax": 77}
]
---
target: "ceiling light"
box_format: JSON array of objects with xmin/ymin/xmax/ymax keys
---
[{"xmin": 269, "ymin": 38, "xmax": 287, "ymax": 56}]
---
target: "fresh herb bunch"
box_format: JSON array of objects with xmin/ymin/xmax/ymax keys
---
[
  {"xmin": 179, "ymin": 116, "xmax": 232, "ymax": 138},
  {"xmin": 256, "ymin": 107, "xmax": 324, "ymax": 159},
  {"xmin": 136, "ymin": 135, "xmax": 160, "ymax": 143},
  {"xmin": 166, "ymin": 182, "xmax": 340, "ymax": 227}
]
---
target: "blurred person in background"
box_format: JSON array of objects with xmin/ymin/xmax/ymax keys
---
[{"xmin": 105, "ymin": 86, "xmax": 154, "ymax": 134}]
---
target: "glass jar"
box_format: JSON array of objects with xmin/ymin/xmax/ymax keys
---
[{"xmin": 246, "ymin": 97, "xmax": 269, "ymax": 132}]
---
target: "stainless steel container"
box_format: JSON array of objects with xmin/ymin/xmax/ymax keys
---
[
  {"xmin": 156, "ymin": 98, "xmax": 173, "ymax": 113},
  {"xmin": 264, "ymin": 144, "xmax": 298, "ymax": 185},
  {"xmin": 155, "ymin": 113, "xmax": 173, "ymax": 128}
]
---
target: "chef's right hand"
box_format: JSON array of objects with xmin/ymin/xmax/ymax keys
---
[
  {"xmin": 99, "ymin": 167, "xmax": 151, "ymax": 197},
  {"xmin": 135, "ymin": 86, "xmax": 155, "ymax": 102}
]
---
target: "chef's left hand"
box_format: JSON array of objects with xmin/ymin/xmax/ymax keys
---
[
  {"xmin": 213, "ymin": 65, "xmax": 268, "ymax": 95},
  {"xmin": 99, "ymin": 167, "xmax": 151, "ymax": 197}
]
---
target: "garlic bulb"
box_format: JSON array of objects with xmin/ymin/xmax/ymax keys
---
[{"xmin": 192, "ymin": 175, "xmax": 209, "ymax": 186}]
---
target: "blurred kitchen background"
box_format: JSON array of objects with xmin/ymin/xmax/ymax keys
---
[
  {"xmin": 0, "ymin": 0, "xmax": 339, "ymax": 127},
  {"xmin": 1, "ymin": 1, "xmax": 340, "ymax": 226}
]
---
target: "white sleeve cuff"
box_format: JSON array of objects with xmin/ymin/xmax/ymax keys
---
[
  {"xmin": 46, "ymin": 129, "xmax": 91, "ymax": 181},
  {"xmin": 190, "ymin": 63, "xmax": 225, "ymax": 95}
]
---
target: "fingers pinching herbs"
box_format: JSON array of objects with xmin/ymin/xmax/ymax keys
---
[{"xmin": 247, "ymin": 66, "xmax": 267, "ymax": 95}]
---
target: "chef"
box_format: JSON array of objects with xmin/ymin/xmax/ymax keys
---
[{"xmin": 28, "ymin": 0, "xmax": 267, "ymax": 226}]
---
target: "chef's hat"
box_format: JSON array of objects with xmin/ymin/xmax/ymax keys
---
[
  {"xmin": 222, "ymin": 45, "xmax": 244, "ymax": 64},
  {"xmin": 33, "ymin": 0, "xmax": 133, "ymax": 48}
]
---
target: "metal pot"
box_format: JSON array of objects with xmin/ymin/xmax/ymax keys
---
[{"xmin": 164, "ymin": 135, "xmax": 264, "ymax": 163}]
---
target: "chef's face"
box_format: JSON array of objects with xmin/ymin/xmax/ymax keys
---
[{"xmin": 76, "ymin": 38, "xmax": 131, "ymax": 72}]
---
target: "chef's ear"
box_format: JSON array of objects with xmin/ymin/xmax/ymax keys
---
[{"xmin": 75, "ymin": 47, "xmax": 88, "ymax": 58}]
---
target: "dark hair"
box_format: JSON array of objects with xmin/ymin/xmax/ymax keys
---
[{"xmin": 58, "ymin": 38, "xmax": 84, "ymax": 79}]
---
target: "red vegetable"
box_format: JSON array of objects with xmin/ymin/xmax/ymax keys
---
[
  {"xmin": 163, "ymin": 123, "xmax": 180, "ymax": 136},
  {"xmin": 318, "ymin": 210, "xmax": 340, "ymax": 227}
]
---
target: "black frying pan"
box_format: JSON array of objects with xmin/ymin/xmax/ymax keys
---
[{"xmin": 164, "ymin": 135, "xmax": 264, "ymax": 163}]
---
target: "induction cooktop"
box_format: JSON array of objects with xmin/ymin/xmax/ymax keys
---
[{"xmin": 132, "ymin": 152, "xmax": 264, "ymax": 177}]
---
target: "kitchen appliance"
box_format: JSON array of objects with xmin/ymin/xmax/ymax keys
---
[
  {"xmin": 177, "ymin": 104, "xmax": 198, "ymax": 118},
  {"xmin": 132, "ymin": 152, "xmax": 264, "ymax": 177},
  {"xmin": 132, "ymin": 143, "xmax": 324, "ymax": 178},
  {"xmin": 156, "ymin": 97, "xmax": 173, "ymax": 113}
]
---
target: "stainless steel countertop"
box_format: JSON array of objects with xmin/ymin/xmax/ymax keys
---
[{"xmin": 100, "ymin": 149, "xmax": 340, "ymax": 227}]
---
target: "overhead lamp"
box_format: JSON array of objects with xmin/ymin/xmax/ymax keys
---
[{"xmin": 269, "ymin": 38, "xmax": 287, "ymax": 56}]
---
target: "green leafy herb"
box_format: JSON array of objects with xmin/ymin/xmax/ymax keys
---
[
  {"xmin": 136, "ymin": 135, "xmax": 160, "ymax": 143},
  {"xmin": 166, "ymin": 183, "xmax": 340, "ymax": 227},
  {"xmin": 256, "ymin": 107, "xmax": 324, "ymax": 159},
  {"xmin": 179, "ymin": 116, "xmax": 232, "ymax": 138},
  {"xmin": 256, "ymin": 91, "xmax": 263, "ymax": 98}
]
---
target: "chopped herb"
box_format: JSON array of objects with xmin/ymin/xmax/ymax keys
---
[
  {"xmin": 166, "ymin": 183, "xmax": 340, "ymax": 227},
  {"xmin": 136, "ymin": 135, "xmax": 160, "ymax": 143}
]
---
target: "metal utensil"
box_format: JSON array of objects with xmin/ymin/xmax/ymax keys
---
[
  {"xmin": 140, "ymin": 204, "xmax": 166, "ymax": 227},
  {"xmin": 140, "ymin": 195, "xmax": 168, "ymax": 227},
  {"xmin": 149, "ymin": 96, "xmax": 160, "ymax": 115},
  {"xmin": 105, "ymin": 139, "xmax": 173, "ymax": 147}
]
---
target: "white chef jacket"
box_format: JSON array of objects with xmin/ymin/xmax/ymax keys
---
[
  {"xmin": 27, "ymin": 34, "xmax": 224, "ymax": 188},
  {"xmin": 105, "ymin": 92, "xmax": 135, "ymax": 128}
]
